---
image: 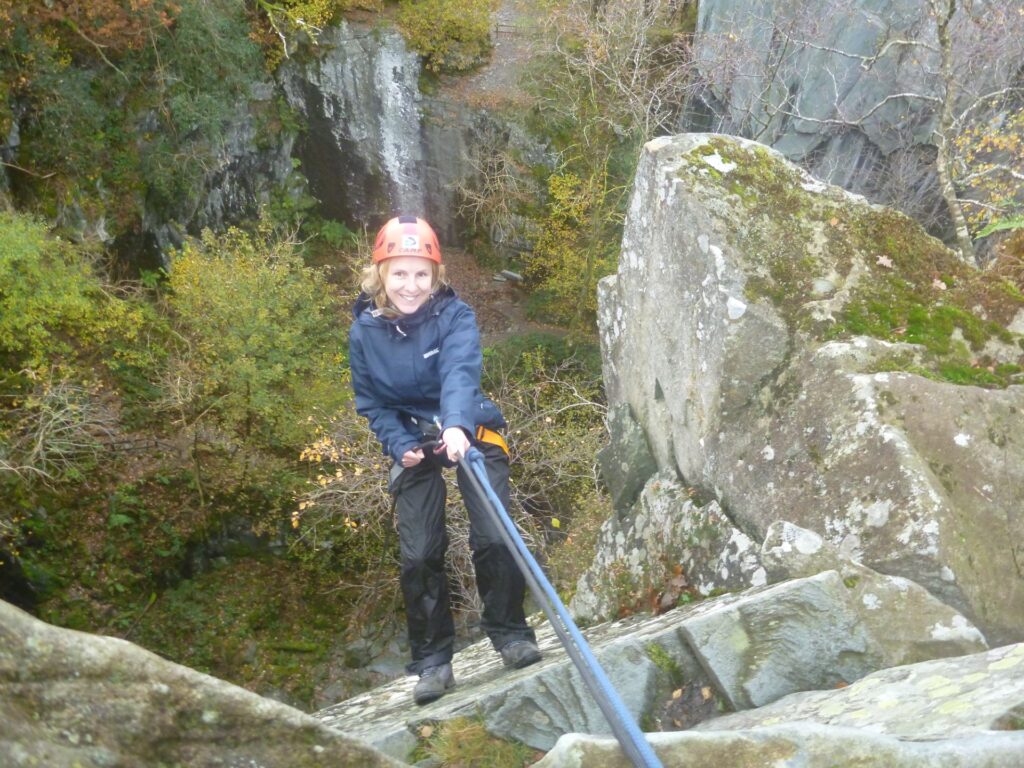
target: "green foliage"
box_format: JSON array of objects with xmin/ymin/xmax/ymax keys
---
[
  {"xmin": 978, "ymin": 215, "xmax": 1024, "ymax": 238},
  {"xmin": 524, "ymin": 170, "xmax": 624, "ymax": 327},
  {"xmin": 0, "ymin": 212, "xmax": 101, "ymax": 368},
  {"xmin": 131, "ymin": 554, "xmax": 353, "ymax": 708},
  {"xmin": 249, "ymin": 0, "xmax": 382, "ymax": 68},
  {"xmin": 2, "ymin": 0, "xmax": 272, "ymax": 234},
  {"xmin": 481, "ymin": 334, "xmax": 612, "ymax": 598},
  {"xmin": 165, "ymin": 223, "xmax": 345, "ymax": 452},
  {"xmin": 521, "ymin": 0, "xmax": 687, "ymax": 327},
  {"xmin": 397, "ymin": 0, "xmax": 496, "ymax": 73}
]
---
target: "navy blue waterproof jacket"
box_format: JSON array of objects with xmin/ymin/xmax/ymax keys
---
[{"xmin": 348, "ymin": 285, "xmax": 506, "ymax": 462}]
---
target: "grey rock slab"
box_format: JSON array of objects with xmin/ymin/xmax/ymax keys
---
[
  {"xmin": 318, "ymin": 566, "xmax": 985, "ymax": 758},
  {"xmin": 316, "ymin": 608, "xmax": 706, "ymax": 756},
  {"xmin": 761, "ymin": 521, "xmax": 988, "ymax": 668},
  {"xmin": 0, "ymin": 600, "xmax": 401, "ymax": 768},
  {"xmin": 681, "ymin": 570, "xmax": 873, "ymax": 709},
  {"xmin": 681, "ymin": 567, "xmax": 986, "ymax": 711},
  {"xmin": 695, "ymin": 642, "xmax": 1024, "ymax": 739},
  {"xmin": 597, "ymin": 402, "xmax": 658, "ymax": 514},
  {"xmin": 535, "ymin": 726, "xmax": 1024, "ymax": 768}
]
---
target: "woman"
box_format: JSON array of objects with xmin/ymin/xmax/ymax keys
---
[{"xmin": 348, "ymin": 216, "xmax": 541, "ymax": 706}]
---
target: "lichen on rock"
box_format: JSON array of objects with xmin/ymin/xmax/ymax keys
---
[{"xmin": 598, "ymin": 133, "xmax": 1024, "ymax": 644}]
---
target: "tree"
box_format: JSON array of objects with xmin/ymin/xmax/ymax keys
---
[
  {"xmin": 525, "ymin": 0, "xmax": 696, "ymax": 325},
  {"xmin": 162, "ymin": 224, "xmax": 344, "ymax": 506},
  {"xmin": 690, "ymin": 0, "xmax": 1024, "ymax": 264}
]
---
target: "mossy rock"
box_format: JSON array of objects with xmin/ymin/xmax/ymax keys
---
[{"xmin": 679, "ymin": 137, "xmax": 1023, "ymax": 389}]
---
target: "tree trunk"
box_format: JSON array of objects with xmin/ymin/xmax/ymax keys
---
[{"xmin": 934, "ymin": 0, "xmax": 977, "ymax": 265}]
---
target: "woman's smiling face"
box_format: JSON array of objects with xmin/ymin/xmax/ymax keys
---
[{"xmin": 383, "ymin": 255, "xmax": 435, "ymax": 315}]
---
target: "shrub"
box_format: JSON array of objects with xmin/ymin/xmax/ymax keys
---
[
  {"xmin": 2, "ymin": 0, "xmax": 270, "ymax": 235},
  {"xmin": 163, "ymin": 223, "xmax": 347, "ymax": 507},
  {"xmin": 0, "ymin": 211, "xmax": 148, "ymax": 558},
  {"xmin": 397, "ymin": 0, "xmax": 496, "ymax": 73},
  {"xmin": 523, "ymin": 170, "xmax": 624, "ymax": 327}
]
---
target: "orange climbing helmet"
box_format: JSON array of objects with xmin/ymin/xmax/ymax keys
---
[{"xmin": 372, "ymin": 216, "xmax": 442, "ymax": 265}]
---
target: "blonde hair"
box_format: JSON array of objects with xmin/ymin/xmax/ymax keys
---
[{"xmin": 359, "ymin": 259, "xmax": 447, "ymax": 315}]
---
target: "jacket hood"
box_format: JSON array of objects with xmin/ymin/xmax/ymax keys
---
[{"xmin": 352, "ymin": 284, "xmax": 458, "ymax": 324}]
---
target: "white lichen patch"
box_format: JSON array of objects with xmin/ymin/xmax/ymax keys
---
[
  {"xmin": 865, "ymin": 499, "xmax": 892, "ymax": 528},
  {"xmin": 862, "ymin": 592, "xmax": 882, "ymax": 610},
  {"xmin": 703, "ymin": 153, "xmax": 737, "ymax": 173},
  {"xmin": 727, "ymin": 296, "xmax": 747, "ymax": 319},
  {"xmin": 929, "ymin": 615, "xmax": 985, "ymax": 645}
]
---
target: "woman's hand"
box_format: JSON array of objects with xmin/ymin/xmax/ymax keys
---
[
  {"xmin": 441, "ymin": 427, "xmax": 471, "ymax": 463},
  {"xmin": 401, "ymin": 448, "xmax": 425, "ymax": 467}
]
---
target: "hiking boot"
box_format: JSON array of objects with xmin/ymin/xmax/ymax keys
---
[
  {"xmin": 413, "ymin": 663, "xmax": 455, "ymax": 705},
  {"xmin": 499, "ymin": 639, "xmax": 542, "ymax": 670}
]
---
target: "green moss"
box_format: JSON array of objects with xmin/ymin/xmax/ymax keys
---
[
  {"xmin": 681, "ymin": 137, "xmax": 1023, "ymax": 389},
  {"xmin": 646, "ymin": 643, "xmax": 684, "ymax": 686}
]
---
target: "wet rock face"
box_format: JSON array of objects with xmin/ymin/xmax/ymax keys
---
[
  {"xmin": 598, "ymin": 133, "xmax": 1024, "ymax": 644},
  {"xmin": 280, "ymin": 23, "xmax": 425, "ymax": 228},
  {"xmin": 279, "ymin": 20, "xmax": 552, "ymax": 245}
]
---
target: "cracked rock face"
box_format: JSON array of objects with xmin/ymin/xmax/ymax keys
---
[{"xmin": 598, "ymin": 133, "xmax": 1024, "ymax": 644}]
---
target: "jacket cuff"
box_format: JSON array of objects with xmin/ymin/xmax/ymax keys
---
[
  {"xmin": 442, "ymin": 413, "xmax": 473, "ymax": 435},
  {"xmin": 391, "ymin": 437, "xmax": 420, "ymax": 462}
]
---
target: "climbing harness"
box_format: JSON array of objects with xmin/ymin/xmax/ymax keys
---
[
  {"xmin": 459, "ymin": 446, "xmax": 664, "ymax": 768},
  {"xmin": 474, "ymin": 424, "xmax": 509, "ymax": 455}
]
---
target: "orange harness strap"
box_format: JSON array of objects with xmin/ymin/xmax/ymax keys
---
[{"xmin": 475, "ymin": 425, "xmax": 509, "ymax": 455}]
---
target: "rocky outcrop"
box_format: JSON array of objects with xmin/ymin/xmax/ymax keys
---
[
  {"xmin": 0, "ymin": 600, "xmax": 400, "ymax": 768},
  {"xmin": 537, "ymin": 643, "xmax": 1024, "ymax": 767},
  {"xmin": 694, "ymin": 642, "xmax": 1024, "ymax": 737},
  {"xmin": 316, "ymin": 559, "xmax": 984, "ymax": 760},
  {"xmin": 597, "ymin": 132, "xmax": 1024, "ymax": 643},
  {"xmin": 570, "ymin": 468, "xmax": 765, "ymax": 623},
  {"xmin": 538, "ymin": 724, "xmax": 1024, "ymax": 768}
]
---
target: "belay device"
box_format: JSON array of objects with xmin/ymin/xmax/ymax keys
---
[{"xmin": 460, "ymin": 446, "xmax": 664, "ymax": 768}]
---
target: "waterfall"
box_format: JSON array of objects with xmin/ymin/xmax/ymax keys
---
[
  {"xmin": 281, "ymin": 22, "xmax": 426, "ymax": 227},
  {"xmin": 374, "ymin": 40, "xmax": 425, "ymax": 216}
]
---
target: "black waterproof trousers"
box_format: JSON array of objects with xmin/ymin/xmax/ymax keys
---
[{"xmin": 392, "ymin": 441, "xmax": 536, "ymax": 674}]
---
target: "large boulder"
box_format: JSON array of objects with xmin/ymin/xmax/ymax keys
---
[
  {"xmin": 598, "ymin": 132, "xmax": 1024, "ymax": 643},
  {"xmin": 695, "ymin": 641, "xmax": 1024, "ymax": 737},
  {"xmin": 536, "ymin": 644, "xmax": 1024, "ymax": 767},
  {"xmin": 537, "ymin": 725, "xmax": 1024, "ymax": 768},
  {"xmin": 0, "ymin": 600, "xmax": 400, "ymax": 768}
]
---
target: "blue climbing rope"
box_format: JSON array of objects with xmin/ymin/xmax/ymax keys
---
[{"xmin": 461, "ymin": 447, "xmax": 663, "ymax": 768}]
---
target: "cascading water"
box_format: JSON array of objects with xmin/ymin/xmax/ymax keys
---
[
  {"xmin": 280, "ymin": 18, "xmax": 553, "ymax": 247},
  {"xmin": 374, "ymin": 42, "xmax": 425, "ymax": 216},
  {"xmin": 281, "ymin": 22, "xmax": 426, "ymax": 227}
]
